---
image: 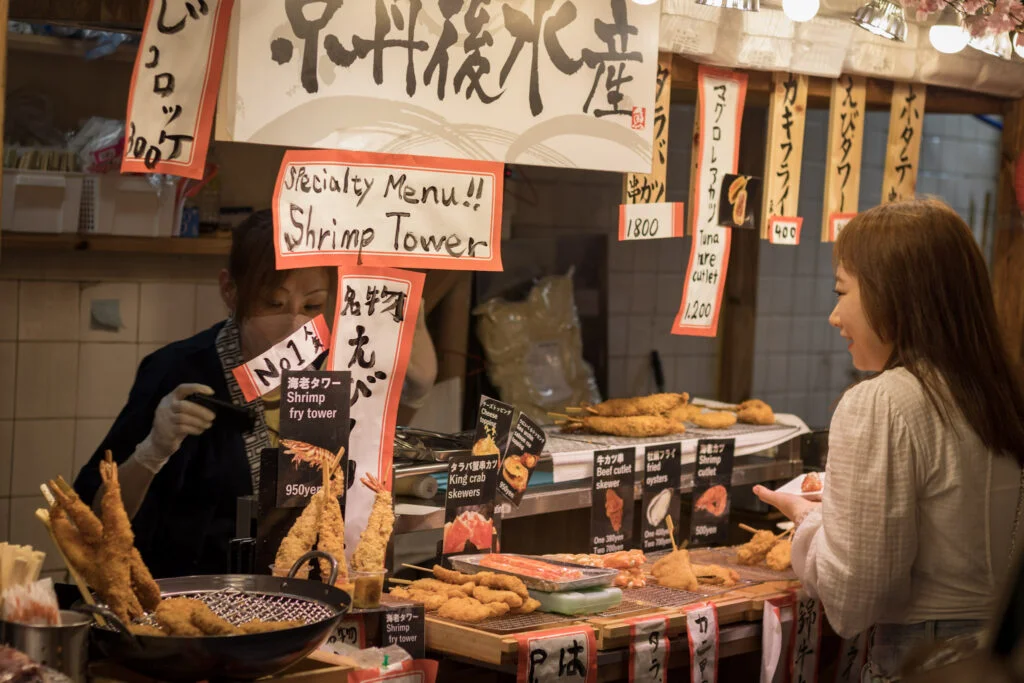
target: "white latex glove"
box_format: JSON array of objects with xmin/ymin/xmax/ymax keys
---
[{"xmin": 133, "ymin": 383, "xmax": 217, "ymax": 473}]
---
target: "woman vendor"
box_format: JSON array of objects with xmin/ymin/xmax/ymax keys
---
[
  {"xmin": 74, "ymin": 210, "xmax": 437, "ymax": 578},
  {"xmin": 755, "ymin": 199, "xmax": 1024, "ymax": 681}
]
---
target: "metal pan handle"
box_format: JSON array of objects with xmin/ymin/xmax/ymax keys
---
[
  {"xmin": 73, "ymin": 604, "xmax": 143, "ymax": 650},
  {"xmin": 289, "ymin": 550, "xmax": 339, "ymax": 586}
]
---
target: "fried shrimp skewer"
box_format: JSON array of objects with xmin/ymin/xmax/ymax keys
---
[
  {"xmin": 48, "ymin": 505, "xmax": 104, "ymax": 589},
  {"xmin": 352, "ymin": 473, "xmax": 394, "ymax": 571},
  {"xmin": 581, "ymin": 393, "xmax": 689, "ymax": 417},
  {"xmin": 99, "ymin": 453, "xmax": 143, "ymax": 622},
  {"xmin": 273, "ymin": 491, "xmax": 325, "ymax": 578}
]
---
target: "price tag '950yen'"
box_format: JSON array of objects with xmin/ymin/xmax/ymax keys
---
[{"xmin": 232, "ymin": 315, "xmax": 330, "ymax": 402}]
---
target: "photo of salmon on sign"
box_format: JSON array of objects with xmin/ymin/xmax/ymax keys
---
[{"xmin": 274, "ymin": 150, "xmax": 504, "ymax": 272}]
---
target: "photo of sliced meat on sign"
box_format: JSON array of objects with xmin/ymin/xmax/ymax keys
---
[{"xmin": 443, "ymin": 509, "xmax": 494, "ymax": 554}]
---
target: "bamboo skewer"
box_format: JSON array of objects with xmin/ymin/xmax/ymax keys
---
[
  {"xmin": 739, "ymin": 523, "xmax": 761, "ymax": 535},
  {"xmin": 665, "ymin": 516, "xmax": 678, "ymax": 553},
  {"xmin": 402, "ymin": 564, "xmax": 432, "ymax": 573},
  {"xmin": 389, "ymin": 578, "xmax": 413, "ymax": 585}
]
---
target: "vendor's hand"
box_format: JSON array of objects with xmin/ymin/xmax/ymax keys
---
[
  {"xmin": 753, "ymin": 485, "xmax": 820, "ymax": 526},
  {"xmin": 136, "ymin": 384, "xmax": 216, "ymax": 472}
]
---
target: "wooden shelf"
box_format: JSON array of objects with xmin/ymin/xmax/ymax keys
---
[
  {"xmin": 6, "ymin": 32, "xmax": 138, "ymax": 63},
  {"xmin": 1, "ymin": 233, "xmax": 231, "ymax": 256}
]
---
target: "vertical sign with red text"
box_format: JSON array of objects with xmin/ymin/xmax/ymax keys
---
[
  {"xmin": 626, "ymin": 615, "xmax": 670, "ymax": 683},
  {"xmin": 329, "ymin": 267, "xmax": 424, "ymax": 557},
  {"xmin": 686, "ymin": 603, "xmax": 719, "ymax": 683},
  {"xmin": 822, "ymin": 75, "xmax": 866, "ymax": 242},
  {"xmin": 122, "ymin": 0, "xmax": 234, "ymax": 179},
  {"xmin": 763, "ymin": 73, "xmax": 808, "ymax": 245},
  {"xmin": 790, "ymin": 590, "xmax": 823, "ymax": 683},
  {"xmin": 673, "ymin": 67, "xmax": 747, "ymax": 337},
  {"xmin": 515, "ymin": 625, "xmax": 597, "ymax": 683}
]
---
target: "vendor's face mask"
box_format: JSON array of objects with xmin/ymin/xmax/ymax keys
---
[{"xmin": 239, "ymin": 269, "xmax": 330, "ymax": 360}]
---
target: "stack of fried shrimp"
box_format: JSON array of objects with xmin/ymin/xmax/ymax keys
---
[
  {"xmin": 351, "ymin": 472, "xmax": 395, "ymax": 572},
  {"xmin": 387, "ymin": 565, "xmax": 542, "ymax": 624},
  {"xmin": 273, "ymin": 447, "xmax": 348, "ymax": 584},
  {"xmin": 44, "ymin": 453, "xmax": 161, "ymax": 624}
]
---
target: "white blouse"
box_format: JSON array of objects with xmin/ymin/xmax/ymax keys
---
[{"xmin": 792, "ymin": 367, "xmax": 1021, "ymax": 638}]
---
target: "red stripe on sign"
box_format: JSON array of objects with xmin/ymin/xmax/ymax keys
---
[
  {"xmin": 672, "ymin": 202, "xmax": 686, "ymax": 238},
  {"xmin": 619, "ymin": 204, "xmax": 627, "ymax": 241},
  {"xmin": 231, "ymin": 364, "xmax": 260, "ymax": 403}
]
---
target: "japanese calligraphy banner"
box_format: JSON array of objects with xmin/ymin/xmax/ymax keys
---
[
  {"xmin": 627, "ymin": 615, "xmax": 670, "ymax": 683},
  {"xmin": 673, "ymin": 66, "xmax": 747, "ymax": 338},
  {"xmin": 329, "ymin": 267, "xmax": 425, "ymax": 557},
  {"xmin": 624, "ymin": 52, "xmax": 674, "ymax": 204},
  {"xmin": 618, "ymin": 202, "xmax": 685, "ymax": 241},
  {"xmin": 833, "ymin": 632, "xmax": 869, "ymax": 683},
  {"xmin": 348, "ymin": 659, "xmax": 438, "ymax": 683},
  {"xmin": 762, "ymin": 73, "xmax": 808, "ymax": 241},
  {"xmin": 123, "ymin": 0, "xmax": 234, "ymax": 179},
  {"xmin": 822, "ymin": 75, "xmax": 866, "ymax": 242},
  {"xmin": 882, "ymin": 83, "xmax": 926, "ymax": 203},
  {"xmin": 515, "ymin": 625, "xmax": 597, "ymax": 683},
  {"xmin": 789, "ymin": 589, "xmax": 823, "ymax": 683},
  {"xmin": 216, "ymin": 1, "xmax": 661, "ymax": 174},
  {"xmin": 231, "ymin": 315, "xmax": 330, "ymax": 402},
  {"xmin": 685, "ymin": 603, "xmax": 719, "ymax": 683},
  {"xmin": 273, "ymin": 150, "xmax": 504, "ymax": 271}
]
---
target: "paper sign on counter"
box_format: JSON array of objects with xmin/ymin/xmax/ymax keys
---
[
  {"xmin": 329, "ymin": 267, "xmax": 424, "ymax": 558},
  {"xmin": 790, "ymin": 589, "xmax": 823, "ymax": 683},
  {"xmin": 274, "ymin": 150, "xmax": 503, "ymax": 272},
  {"xmin": 673, "ymin": 66, "xmax": 747, "ymax": 338},
  {"xmin": 768, "ymin": 217, "xmax": 802, "ymax": 246},
  {"xmin": 686, "ymin": 603, "xmax": 719, "ymax": 683},
  {"xmin": 231, "ymin": 315, "xmax": 330, "ymax": 402},
  {"xmin": 618, "ymin": 203, "xmax": 685, "ymax": 241},
  {"xmin": 122, "ymin": 0, "xmax": 233, "ymax": 179},
  {"xmin": 515, "ymin": 625, "xmax": 597, "ymax": 683},
  {"xmin": 626, "ymin": 615, "xmax": 670, "ymax": 683},
  {"xmin": 381, "ymin": 605, "xmax": 426, "ymax": 660}
]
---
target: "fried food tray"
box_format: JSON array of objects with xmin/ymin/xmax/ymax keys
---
[
  {"xmin": 431, "ymin": 599, "xmax": 654, "ymax": 634},
  {"xmin": 449, "ymin": 554, "xmax": 618, "ymax": 593},
  {"xmin": 688, "ymin": 547, "xmax": 798, "ymax": 582}
]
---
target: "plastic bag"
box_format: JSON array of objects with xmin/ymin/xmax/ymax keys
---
[
  {"xmin": 2, "ymin": 579, "xmax": 59, "ymax": 627},
  {"xmin": 66, "ymin": 117, "xmax": 124, "ymax": 174},
  {"xmin": 474, "ymin": 271, "xmax": 600, "ymax": 424}
]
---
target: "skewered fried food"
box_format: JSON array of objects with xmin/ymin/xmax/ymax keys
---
[
  {"xmin": 437, "ymin": 597, "xmax": 509, "ymax": 623},
  {"xmin": 48, "ymin": 506, "xmax": 102, "ymax": 588},
  {"xmin": 651, "ymin": 549, "xmax": 698, "ymax": 591},
  {"xmin": 694, "ymin": 485, "xmax": 728, "ymax": 517},
  {"xmin": 99, "ymin": 454, "xmax": 143, "ymax": 622},
  {"xmin": 584, "ymin": 393, "xmax": 690, "ymax": 417},
  {"xmin": 472, "ymin": 585, "xmax": 524, "ymax": 609},
  {"xmin": 352, "ymin": 473, "xmax": 394, "ymax": 571},
  {"xmin": 665, "ymin": 403, "xmax": 703, "ymax": 423},
  {"xmin": 317, "ymin": 449, "xmax": 348, "ymax": 584},
  {"xmin": 273, "ymin": 490, "xmax": 324, "ymax": 578},
  {"xmin": 155, "ymin": 599, "xmax": 205, "ymax": 636},
  {"xmin": 605, "ymin": 489, "xmax": 624, "ymax": 532},
  {"xmin": 128, "ymin": 624, "xmax": 167, "ymax": 637},
  {"xmin": 239, "ymin": 620, "xmax": 306, "ymax": 634},
  {"xmin": 49, "ymin": 478, "xmax": 102, "ymax": 544},
  {"xmin": 409, "ymin": 578, "xmax": 475, "ymax": 597},
  {"xmin": 474, "ymin": 571, "xmax": 530, "ymax": 600},
  {"xmin": 433, "ymin": 565, "xmax": 476, "ymax": 585},
  {"xmin": 693, "ymin": 563, "xmax": 740, "ymax": 587},
  {"xmin": 766, "ymin": 540, "xmax": 792, "ymax": 571},
  {"xmin": 389, "ymin": 587, "xmax": 449, "ymax": 612},
  {"xmin": 190, "ymin": 602, "xmax": 239, "ymax": 636},
  {"xmin": 512, "ymin": 597, "xmax": 542, "ymax": 615},
  {"xmin": 565, "ymin": 415, "xmax": 685, "ymax": 438},
  {"xmin": 689, "ymin": 411, "xmax": 738, "ymax": 430},
  {"xmin": 735, "ymin": 530, "xmax": 779, "ymax": 565},
  {"xmin": 734, "ymin": 399, "xmax": 775, "ymax": 425}
]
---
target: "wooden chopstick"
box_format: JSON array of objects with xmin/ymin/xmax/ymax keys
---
[{"xmin": 402, "ymin": 564, "xmax": 432, "ymax": 573}]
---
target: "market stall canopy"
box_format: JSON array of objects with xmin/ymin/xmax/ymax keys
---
[{"xmin": 660, "ymin": 0, "xmax": 1024, "ymax": 98}]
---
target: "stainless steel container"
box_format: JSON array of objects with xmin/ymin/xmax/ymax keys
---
[{"xmin": 1, "ymin": 610, "xmax": 90, "ymax": 683}]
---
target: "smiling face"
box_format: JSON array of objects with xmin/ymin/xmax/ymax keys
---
[{"xmin": 829, "ymin": 265, "xmax": 894, "ymax": 372}]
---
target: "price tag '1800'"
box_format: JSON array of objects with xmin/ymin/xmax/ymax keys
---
[{"xmin": 618, "ymin": 202, "xmax": 685, "ymax": 241}]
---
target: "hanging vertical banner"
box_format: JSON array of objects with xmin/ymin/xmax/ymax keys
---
[
  {"xmin": 273, "ymin": 150, "xmax": 504, "ymax": 272},
  {"xmin": 882, "ymin": 83, "xmax": 926, "ymax": 203},
  {"xmin": 673, "ymin": 66, "xmax": 747, "ymax": 337},
  {"xmin": 515, "ymin": 625, "xmax": 598, "ymax": 683},
  {"xmin": 763, "ymin": 73, "xmax": 808, "ymax": 243},
  {"xmin": 624, "ymin": 52, "xmax": 673, "ymax": 205},
  {"xmin": 833, "ymin": 632, "xmax": 869, "ymax": 683},
  {"xmin": 761, "ymin": 595, "xmax": 796, "ymax": 683},
  {"xmin": 822, "ymin": 75, "xmax": 866, "ymax": 242},
  {"xmin": 329, "ymin": 266, "xmax": 425, "ymax": 557},
  {"xmin": 789, "ymin": 589, "xmax": 823, "ymax": 683},
  {"xmin": 685, "ymin": 603, "xmax": 719, "ymax": 683},
  {"xmin": 122, "ymin": 0, "xmax": 234, "ymax": 179},
  {"xmin": 626, "ymin": 615, "xmax": 670, "ymax": 683}
]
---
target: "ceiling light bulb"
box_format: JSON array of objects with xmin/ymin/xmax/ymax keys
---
[
  {"xmin": 969, "ymin": 32, "xmax": 1013, "ymax": 60},
  {"xmin": 928, "ymin": 5, "xmax": 970, "ymax": 53},
  {"xmin": 783, "ymin": 0, "xmax": 820, "ymax": 22},
  {"xmin": 851, "ymin": 0, "xmax": 909, "ymax": 42}
]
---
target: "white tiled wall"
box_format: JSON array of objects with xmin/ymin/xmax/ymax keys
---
[
  {"xmin": 752, "ymin": 112, "xmax": 1002, "ymax": 428},
  {"xmin": 0, "ymin": 274, "xmax": 226, "ymax": 553}
]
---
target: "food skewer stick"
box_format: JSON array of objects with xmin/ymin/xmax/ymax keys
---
[
  {"xmin": 738, "ymin": 523, "xmax": 761, "ymax": 535},
  {"xmin": 33, "ymin": 507, "xmax": 105, "ymax": 626},
  {"xmin": 665, "ymin": 516, "xmax": 678, "ymax": 553},
  {"xmin": 389, "ymin": 578, "xmax": 413, "ymax": 585},
  {"xmin": 402, "ymin": 564, "xmax": 433, "ymax": 573}
]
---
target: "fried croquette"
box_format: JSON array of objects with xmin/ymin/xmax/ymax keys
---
[
  {"xmin": 735, "ymin": 399, "xmax": 775, "ymax": 425},
  {"xmin": 651, "ymin": 549, "xmax": 698, "ymax": 591},
  {"xmin": 472, "ymin": 585, "xmax": 524, "ymax": 609},
  {"xmin": 736, "ymin": 530, "xmax": 779, "ymax": 565},
  {"xmin": 665, "ymin": 403, "xmax": 703, "ymax": 423},
  {"xmin": 689, "ymin": 411, "xmax": 738, "ymax": 429},
  {"xmin": 766, "ymin": 540, "xmax": 792, "ymax": 571}
]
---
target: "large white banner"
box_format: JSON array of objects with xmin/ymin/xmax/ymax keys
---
[{"xmin": 216, "ymin": 0, "xmax": 662, "ymax": 173}]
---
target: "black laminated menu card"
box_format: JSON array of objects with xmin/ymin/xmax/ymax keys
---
[
  {"xmin": 471, "ymin": 396, "xmax": 515, "ymax": 457},
  {"xmin": 497, "ymin": 412, "xmax": 547, "ymax": 507},
  {"xmin": 689, "ymin": 438, "xmax": 736, "ymax": 547},
  {"xmin": 590, "ymin": 448, "xmax": 635, "ymax": 555},
  {"xmin": 440, "ymin": 454, "xmax": 500, "ymax": 561},
  {"xmin": 640, "ymin": 443, "xmax": 682, "ymax": 553},
  {"xmin": 380, "ymin": 604, "xmax": 426, "ymax": 659}
]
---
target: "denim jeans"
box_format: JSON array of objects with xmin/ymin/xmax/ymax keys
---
[{"xmin": 862, "ymin": 620, "xmax": 985, "ymax": 682}]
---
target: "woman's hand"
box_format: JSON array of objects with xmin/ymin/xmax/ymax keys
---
[
  {"xmin": 753, "ymin": 485, "xmax": 820, "ymax": 526},
  {"xmin": 134, "ymin": 383, "xmax": 217, "ymax": 472}
]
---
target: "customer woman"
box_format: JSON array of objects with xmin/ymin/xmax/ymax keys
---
[
  {"xmin": 755, "ymin": 199, "xmax": 1024, "ymax": 681},
  {"xmin": 74, "ymin": 210, "xmax": 437, "ymax": 578}
]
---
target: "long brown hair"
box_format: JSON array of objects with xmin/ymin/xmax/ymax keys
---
[{"xmin": 834, "ymin": 199, "xmax": 1024, "ymax": 465}]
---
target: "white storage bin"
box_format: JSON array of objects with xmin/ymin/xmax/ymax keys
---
[
  {"xmin": 81, "ymin": 174, "xmax": 179, "ymax": 237},
  {"xmin": 2, "ymin": 170, "xmax": 84, "ymax": 234}
]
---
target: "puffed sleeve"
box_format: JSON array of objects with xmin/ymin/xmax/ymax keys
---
[{"xmin": 791, "ymin": 379, "xmax": 918, "ymax": 638}]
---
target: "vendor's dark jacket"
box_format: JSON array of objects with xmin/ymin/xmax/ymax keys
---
[{"xmin": 74, "ymin": 322, "xmax": 252, "ymax": 578}]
